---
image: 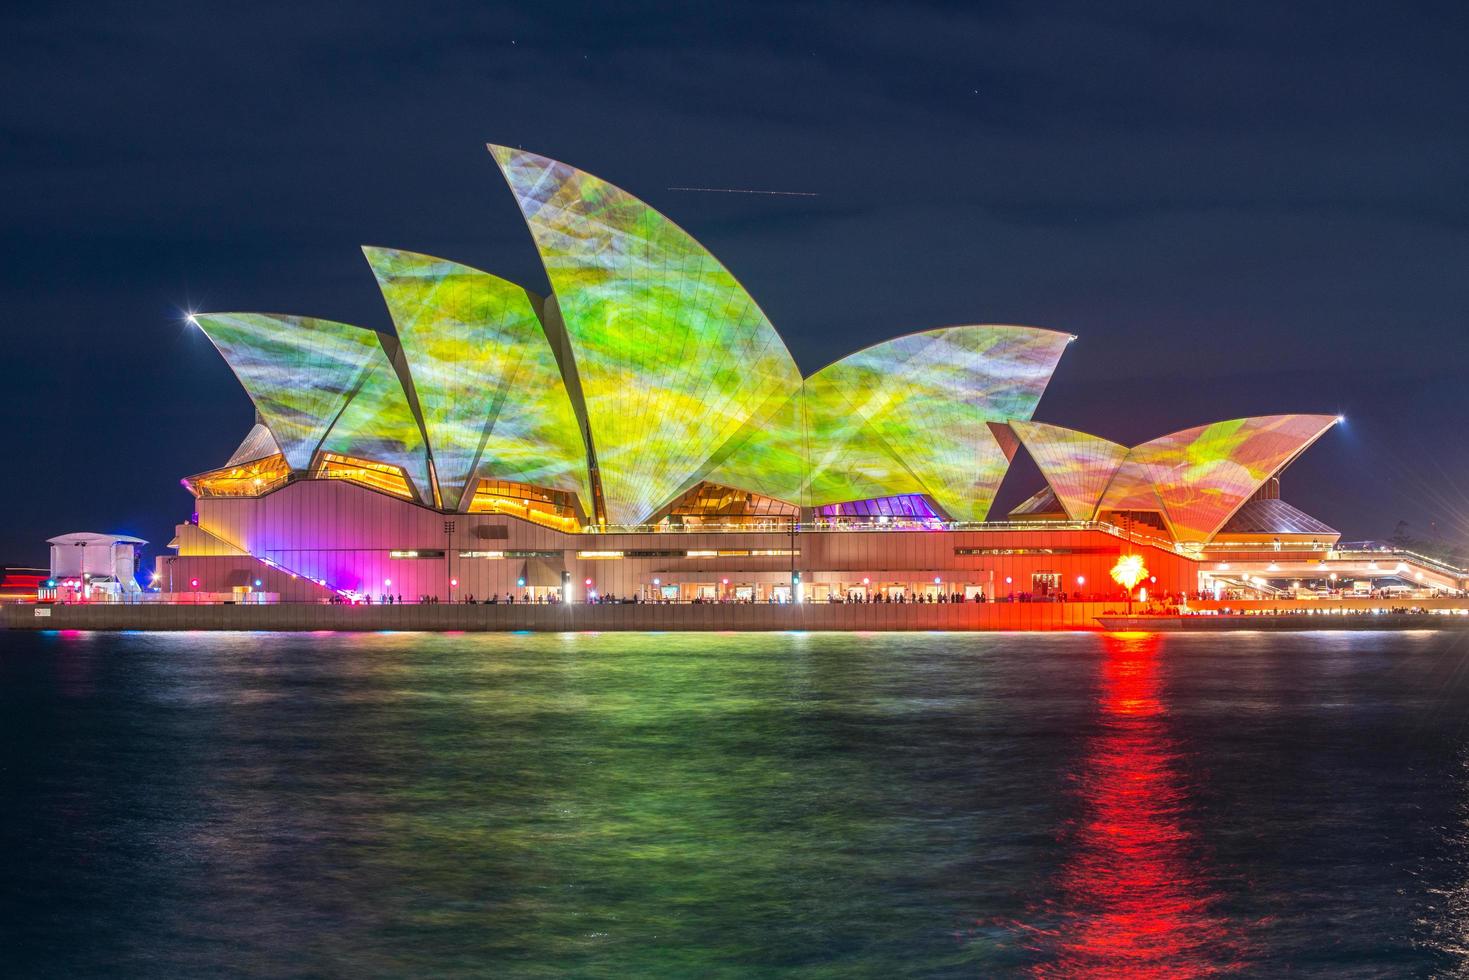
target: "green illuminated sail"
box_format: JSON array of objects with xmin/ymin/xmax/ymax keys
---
[
  {"xmin": 193, "ymin": 312, "xmax": 431, "ymax": 500},
  {"xmin": 490, "ymin": 144, "xmax": 803, "ymax": 525},
  {"xmin": 365, "ymin": 247, "xmax": 590, "ymax": 513}
]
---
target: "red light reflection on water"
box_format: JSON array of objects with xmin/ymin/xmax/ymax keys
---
[{"xmin": 1030, "ymin": 632, "xmax": 1240, "ymax": 978}]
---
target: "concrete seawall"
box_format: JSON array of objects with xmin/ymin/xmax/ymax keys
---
[
  {"xmin": 2, "ymin": 601, "xmax": 1123, "ymax": 632},
  {"xmin": 1097, "ymin": 614, "xmax": 1469, "ymax": 631}
]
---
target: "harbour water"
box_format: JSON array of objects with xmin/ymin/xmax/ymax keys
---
[{"xmin": 4, "ymin": 629, "xmax": 1469, "ymax": 976}]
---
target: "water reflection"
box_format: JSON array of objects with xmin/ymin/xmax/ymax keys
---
[
  {"xmin": 10, "ymin": 629, "xmax": 1463, "ymax": 974},
  {"xmin": 1031, "ymin": 632, "xmax": 1240, "ymax": 977}
]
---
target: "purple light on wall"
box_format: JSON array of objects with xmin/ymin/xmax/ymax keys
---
[{"xmin": 816, "ymin": 494, "xmax": 940, "ymax": 519}]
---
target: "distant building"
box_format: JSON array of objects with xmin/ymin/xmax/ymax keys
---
[{"xmin": 47, "ymin": 532, "xmax": 145, "ymax": 601}]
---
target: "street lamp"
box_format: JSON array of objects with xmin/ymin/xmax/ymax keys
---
[{"xmin": 443, "ymin": 520, "xmax": 456, "ymax": 602}]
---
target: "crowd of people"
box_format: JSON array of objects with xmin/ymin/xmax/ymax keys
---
[{"xmin": 323, "ymin": 587, "xmax": 1186, "ymax": 605}]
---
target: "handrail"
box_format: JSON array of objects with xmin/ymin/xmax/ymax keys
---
[
  {"xmin": 578, "ymin": 519, "xmax": 1189, "ymax": 557},
  {"xmin": 1333, "ymin": 549, "xmax": 1467, "ymax": 577},
  {"xmin": 582, "ymin": 517, "xmax": 1180, "ymax": 543}
]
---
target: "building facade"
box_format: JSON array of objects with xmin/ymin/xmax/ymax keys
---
[{"xmin": 161, "ymin": 146, "xmax": 1351, "ymax": 612}]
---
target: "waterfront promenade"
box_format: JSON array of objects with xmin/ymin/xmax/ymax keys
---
[
  {"xmin": 3, "ymin": 600, "xmax": 1121, "ymax": 632},
  {"xmin": 6, "ymin": 597, "xmax": 1469, "ymax": 632}
]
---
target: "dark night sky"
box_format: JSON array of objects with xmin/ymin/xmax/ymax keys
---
[{"xmin": 3, "ymin": 1, "xmax": 1467, "ymax": 563}]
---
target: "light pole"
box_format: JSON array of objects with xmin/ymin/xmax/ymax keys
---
[
  {"xmin": 789, "ymin": 513, "xmax": 797, "ymax": 604},
  {"xmin": 443, "ymin": 519, "xmax": 456, "ymax": 603}
]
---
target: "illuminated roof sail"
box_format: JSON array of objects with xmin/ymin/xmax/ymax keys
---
[
  {"xmin": 365, "ymin": 247, "xmax": 591, "ymax": 513},
  {"xmin": 1009, "ymin": 420, "xmax": 1129, "ymax": 521},
  {"xmin": 490, "ymin": 144, "xmax": 804, "ymax": 525},
  {"xmin": 192, "ymin": 312, "xmax": 431, "ymax": 500},
  {"xmin": 1127, "ymin": 414, "xmax": 1339, "ymax": 543},
  {"xmin": 814, "ymin": 326, "xmax": 1072, "ymax": 521}
]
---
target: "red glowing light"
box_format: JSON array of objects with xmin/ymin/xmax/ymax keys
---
[
  {"xmin": 1022, "ymin": 632, "xmax": 1240, "ymax": 977},
  {"xmin": 190, "ymin": 578, "xmax": 199, "ymax": 589},
  {"xmin": 585, "ymin": 578, "xmax": 593, "ymax": 586}
]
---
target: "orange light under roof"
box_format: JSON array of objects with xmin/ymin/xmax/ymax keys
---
[
  {"xmin": 313, "ymin": 453, "xmax": 414, "ymax": 500},
  {"xmin": 467, "ymin": 479, "xmax": 581, "ymax": 531},
  {"xmin": 186, "ymin": 453, "xmax": 292, "ymax": 498}
]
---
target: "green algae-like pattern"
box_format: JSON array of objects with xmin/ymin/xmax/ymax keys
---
[
  {"xmin": 194, "ymin": 312, "xmax": 431, "ymax": 500},
  {"xmin": 708, "ymin": 327, "xmax": 1070, "ymax": 517},
  {"xmin": 813, "ymin": 327, "xmax": 1072, "ymax": 521},
  {"xmin": 366, "ymin": 247, "xmax": 590, "ymax": 513},
  {"xmin": 492, "ymin": 145, "xmax": 804, "ymax": 525}
]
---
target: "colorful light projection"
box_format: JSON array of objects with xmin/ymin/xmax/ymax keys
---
[
  {"xmin": 490, "ymin": 144, "xmax": 804, "ymax": 525},
  {"xmin": 364, "ymin": 247, "xmax": 591, "ymax": 513},
  {"xmin": 823, "ymin": 326, "xmax": 1071, "ymax": 521},
  {"xmin": 194, "ymin": 149, "xmax": 1331, "ymax": 539},
  {"xmin": 703, "ymin": 378, "xmax": 927, "ymax": 510},
  {"xmin": 707, "ymin": 326, "xmax": 1071, "ymax": 517},
  {"xmin": 1010, "ymin": 421, "xmax": 1129, "ymax": 521},
  {"xmin": 1014, "ymin": 415, "xmax": 1339, "ymax": 543},
  {"xmin": 697, "ymin": 388, "xmax": 816, "ymax": 505},
  {"xmin": 193, "ymin": 313, "xmax": 389, "ymax": 471},
  {"xmin": 799, "ymin": 370, "xmax": 931, "ymax": 506},
  {"xmin": 314, "ymin": 337, "xmax": 433, "ymax": 500},
  {"xmin": 1094, "ymin": 458, "xmax": 1167, "ymax": 518},
  {"xmin": 1126, "ymin": 415, "xmax": 1339, "ymax": 544},
  {"xmin": 193, "ymin": 313, "xmax": 432, "ymax": 500}
]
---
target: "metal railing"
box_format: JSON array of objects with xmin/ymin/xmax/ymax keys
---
[
  {"xmin": 580, "ymin": 517, "xmax": 1185, "ymax": 549},
  {"xmin": 1332, "ymin": 549, "xmax": 1467, "ymax": 579}
]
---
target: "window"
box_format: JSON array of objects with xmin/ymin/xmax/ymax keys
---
[
  {"xmin": 467, "ymin": 479, "xmax": 581, "ymax": 532},
  {"xmin": 185, "ymin": 453, "xmax": 292, "ymax": 498},
  {"xmin": 314, "ymin": 453, "xmax": 414, "ymax": 499},
  {"xmin": 661, "ymin": 482, "xmax": 798, "ymax": 526}
]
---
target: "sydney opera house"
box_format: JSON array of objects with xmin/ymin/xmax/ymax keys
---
[{"xmin": 162, "ymin": 145, "xmax": 1355, "ymax": 614}]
